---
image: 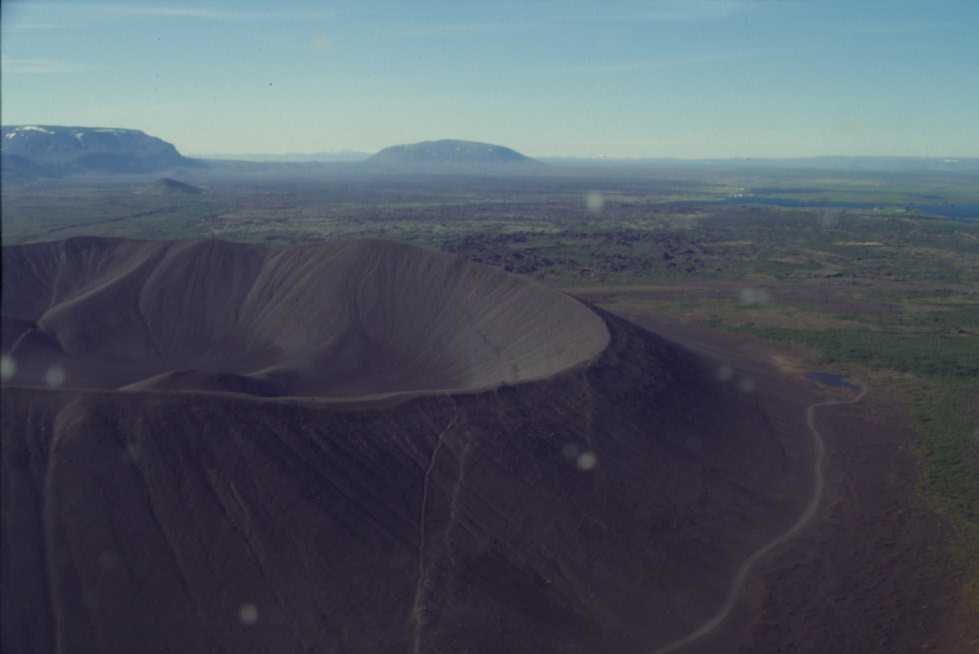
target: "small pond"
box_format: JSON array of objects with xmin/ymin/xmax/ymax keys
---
[{"xmin": 806, "ymin": 371, "xmax": 859, "ymax": 390}]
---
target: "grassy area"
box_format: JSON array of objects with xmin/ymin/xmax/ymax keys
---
[
  {"xmin": 910, "ymin": 381, "xmax": 979, "ymax": 525},
  {"xmin": 723, "ymin": 322, "xmax": 979, "ymax": 611},
  {"xmin": 733, "ymin": 327, "xmax": 979, "ymax": 378},
  {"xmin": 909, "ymin": 380, "xmax": 979, "ymax": 610}
]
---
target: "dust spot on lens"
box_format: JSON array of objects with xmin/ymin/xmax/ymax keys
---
[
  {"xmin": 45, "ymin": 365, "xmax": 66, "ymax": 388},
  {"xmin": 0, "ymin": 355, "xmax": 16, "ymax": 382},
  {"xmin": 716, "ymin": 365, "xmax": 734, "ymax": 382},
  {"xmin": 738, "ymin": 377, "xmax": 756, "ymax": 393},
  {"xmin": 239, "ymin": 603, "xmax": 258, "ymax": 625},
  {"xmin": 738, "ymin": 288, "xmax": 771, "ymax": 306},
  {"xmin": 585, "ymin": 192, "xmax": 605, "ymax": 213},
  {"xmin": 562, "ymin": 443, "xmax": 580, "ymax": 459},
  {"xmin": 819, "ymin": 209, "xmax": 843, "ymax": 228},
  {"xmin": 576, "ymin": 451, "xmax": 597, "ymax": 471}
]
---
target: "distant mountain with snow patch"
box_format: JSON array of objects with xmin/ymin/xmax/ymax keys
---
[{"xmin": 1, "ymin": 125, "xmax": 197, "ymax": 179}]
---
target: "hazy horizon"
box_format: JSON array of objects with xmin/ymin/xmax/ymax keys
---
[
  {"xmin": 190, "ymin": 148, "xmax": 979, "ymax": 161},
  {"xmin": 3, "ymin": 1, "xmax": 978, "ymax": 158}
]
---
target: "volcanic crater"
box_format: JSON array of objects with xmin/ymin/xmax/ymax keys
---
[
  {"xmin": 2, "ymin": 237, "xmax": 609, "ymax": 398},
  {"xmin": 1, "ymin": 237, "xmax": 811, "ymax": 654}
]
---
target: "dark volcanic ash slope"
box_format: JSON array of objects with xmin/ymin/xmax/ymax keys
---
[
  {"xmin": 2, "ymin": 237, "xmax": 608, "ymax": 396},
  {"xmin": 1, "ymin": 238, "xmax": 811, "ymax": 654},
  {"xmin": 0, "ymin": 125, "xmax": 196, "ymax": 178}
]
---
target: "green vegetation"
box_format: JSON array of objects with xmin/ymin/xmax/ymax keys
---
[
  {"xmin": 910, "ymin": 380, "xmax": 979, "ymax": 610},
  {"xmin": 733, "ymin": 327, "xmax": 979, "ymax": 379},
  {"xmin": 910, "ymin": 381, "xmax": 979, "ymax": 526},
  {"xmin": 725, "ymin": 310, "xmax": 979, "ymax": 610}
]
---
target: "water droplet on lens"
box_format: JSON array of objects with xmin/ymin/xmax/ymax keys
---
[
  {"xmin": 239, "ymin": 603, "xmax": 258, "ymax": 625},
  {"xmin": 0, "ymin": 355, "xmax": 16, "ymax": 382},
  {"xmin": 576, "ymin": 451, "xmax": 597, "ymax": 471},
  {"xmin": 585, "ymin": 192, "xmax": 605, "ymax": 213},
  {"xmin": 738, "ymin": 288, "xmax": 771, "ymax": 306},
  {"xmin": 45, "ymin": 365, "xmax": 66, "ymax": 388}
]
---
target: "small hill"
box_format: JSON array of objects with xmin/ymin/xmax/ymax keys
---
[
  {"xmin": 152, "ymin": 177, "xmax": 204, "ymax": 194},
  {"xmin": 0, "ymin": 125, "xmax": 198, "ymax": 178},
  {"xmin": 368, "ymin": 139, "xmax": 538, "ymax": 169}
]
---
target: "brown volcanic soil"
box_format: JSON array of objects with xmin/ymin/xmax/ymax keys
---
[{"xmin": 2, "ymin": 238, "xmax": 814, "ymax": 654}]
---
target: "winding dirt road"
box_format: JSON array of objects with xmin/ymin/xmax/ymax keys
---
[{"xmin": 651, "ymin": 379, "xmax": 868, "ymax": 654}]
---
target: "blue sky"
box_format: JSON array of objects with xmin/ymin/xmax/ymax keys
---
[{"xmin": 2, "ymin": 1, "xmax": 978, "ymax": 157}]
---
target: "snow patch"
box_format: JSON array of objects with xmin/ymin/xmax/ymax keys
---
[{"xmin": 18, "ymin": 126, "xmax": 54, "ymax": 134}]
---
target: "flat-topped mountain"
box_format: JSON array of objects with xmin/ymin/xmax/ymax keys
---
[
  {"xmin": 1, "ymin": 125, "xmax": 196, "ymax": 178},
  {"xmin": 368, "ymin": 139, "xmax": 538, "ymax": 169}
]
